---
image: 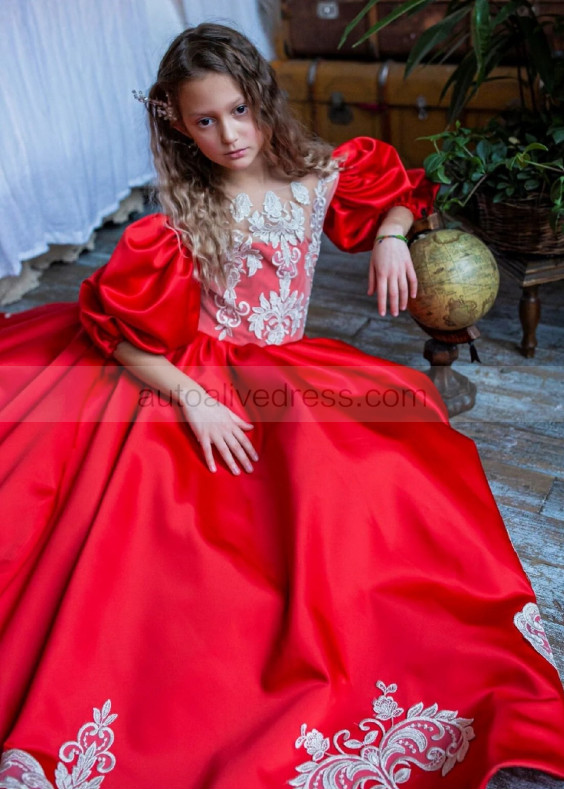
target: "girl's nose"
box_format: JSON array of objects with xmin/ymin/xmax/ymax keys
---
[{"xmin": 220, "ymin": 118, "xmax": 238, "ymax": 145}]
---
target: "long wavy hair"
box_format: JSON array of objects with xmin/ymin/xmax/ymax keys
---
[{"xmin": 146, "ymin": 23, "xmax": 336, "ymax": 288}]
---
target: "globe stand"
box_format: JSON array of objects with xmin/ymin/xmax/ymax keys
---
[
  {"xmin": 423, "ymin": 338, "xmax": 477, "ymax": 417},
  {"xmin": 406, "ymin": 218, "xmax": 498, "ymax": 419}
]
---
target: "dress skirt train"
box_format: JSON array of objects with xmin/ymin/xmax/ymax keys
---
[{"xmin": 0, "ymin": 303, "xmax": 563, "ymax": 788}]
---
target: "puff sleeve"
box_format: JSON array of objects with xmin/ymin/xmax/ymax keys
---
[
  {"xmin": 79, "ymin": 213, "xmax": 201, "ymax": 356},
  {"xmin": 324, "ymin": 137, "xmax": 438, "ymax": 254}
]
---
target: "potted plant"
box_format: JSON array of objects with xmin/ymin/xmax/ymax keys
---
[{"xmin": 341, "ymin": 0, "xmax": 564, "ymax": 254}]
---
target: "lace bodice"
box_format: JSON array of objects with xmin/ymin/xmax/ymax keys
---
[
  {"xmin": 197, "ymin": 173, "xmax": 339, "ymax": 346},
  {"xmin": 81, "ymin": 138, "xmax": 433, "ymax": 358}
]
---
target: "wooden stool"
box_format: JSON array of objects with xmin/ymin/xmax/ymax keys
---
[
  {"xmin": 413, "ymin": 320, "xmax": 480, "ymax": 418},
  {"xmin": 458, "ymin": 214, "xmax": 564, "ymax": 357},
  {"xmin": 493, "ymin": 249, "xmax": 564, "ymax": 358}
]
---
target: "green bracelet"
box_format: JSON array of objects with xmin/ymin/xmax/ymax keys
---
[{"xmin": 375, "ymin": 234, "xmax": 409, "ymax": 244}]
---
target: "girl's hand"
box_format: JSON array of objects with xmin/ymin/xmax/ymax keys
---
[
  {"xmin": 180, "ymin": 389, "xmax": 258, "ymax": 475},
  {"xmin": 368, "ymin": 236, "xmax": 417, "ymax": 317}
]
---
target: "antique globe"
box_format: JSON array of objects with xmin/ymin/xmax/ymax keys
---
[{"xmin": 407, "ymin": 229, "xmax": 500, "ymax": 334}]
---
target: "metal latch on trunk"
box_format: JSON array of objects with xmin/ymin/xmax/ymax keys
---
[
  {"xmin": 415, "ymin": 95, "xmax": 429, "ymax": 120},
  {"xmin": 317, "ymin": 1, "xmax": 339, "ymax": 19},
  {"xmin": 328, "ymin": 92, "xmax": 354, "ymax": 124}
]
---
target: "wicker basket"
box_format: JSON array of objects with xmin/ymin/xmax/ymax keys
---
[{"xmin": 475, "ymin": 194, "xmax": 564, "ymax": 256}]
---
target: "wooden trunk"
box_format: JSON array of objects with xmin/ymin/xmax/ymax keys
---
[
  {"xmin": 537, "ymin": 1, "xmax": 564, "ymax": 52},
  {"xmin": 376, "ymin": 1, "xmax": 469, "ymax": 60},
  {"xmin": 273, "ymin": 59, "xmax": 522, "ymax": 168},
  {"xmin": 279, "ymin": 0, "xmax": 378, "ymax": 59},
  {"xmin": 277, "ymin": 0, "xmax": 470, "ymax": 61},
  {"xmin": 277, "ymin": 1, "xmax": 562, "ymax": 61}
]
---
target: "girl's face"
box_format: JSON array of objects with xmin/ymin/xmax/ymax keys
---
[{"xmin": 174, "ymin": 72, "xmax": 266, "ymax": 180}]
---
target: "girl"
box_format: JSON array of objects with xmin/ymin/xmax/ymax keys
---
[{"xmin": 0, "ymin": 23, "xmax": 563, "ymax": 790}]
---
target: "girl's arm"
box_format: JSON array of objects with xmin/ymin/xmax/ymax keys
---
[
  {"xmin": 367, "ymin": 206, "xmax": 416, "ymax": 318},
  {"xmin": 114, "ymin": 341, "xmax": 258, "ymax": 475}
]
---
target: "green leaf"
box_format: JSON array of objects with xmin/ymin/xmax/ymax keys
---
[
  {"xmin": 441, "ymin": 52, "xmax": 478, "ymax": 121},
  {"xmin": 469, "ymin": 155, "xmax": 485, "ymax": 168},
  {"xmin": 405, "ymin": 6, "xmax": 471, "ymax": 75},
  {"xmin": 550, "ymin": 177, "xmax": 564, "ymax": 203},
  {"xmin": 476, "ymin": 139, "xmax": 493, "ymax": 160},
  {"xmin": 422, "ymin": 152, "xmax": 452, "ymax": 184},
  {"xmin": 422, "ymin": 152, "xmax": 445, "ymax": 171},
  {"xmin": 339, "ymin": 0, "xmax": 381, "ymax": 48},
  {"xmin": 550, "ymin": 127, "xmax": 564, "ymax": 144},
  {"xmin": 346, "ymin": 0, "xmax": 433, "ymax": 49},
  {"xmin": 550, "ymin": 211, "xmax": 564, "ymax": 235},
  {"xmin": 523, "ymin": 142, "xmax": 549, "ymax": 153},
  {"xmin": 436, "ymin": 168, "xmax": 452, "ymax": 185},
  {"xmin": 477, "ymin": 29, "xmax": 519, "ymax": 82},
  {"xmin": 471, "ymin": 0, "xmax": 492, "ymax": 82},
  {"xmin": 516, "ymin": 14, "xmax": 555, "ymax": 95},
  {"xmin": 433, "ymin": 34, "xmax": 467, "ymax": 67},
  {"xmin": 492, "ymin": 0, "xmax": 524, "ymax": 28}
]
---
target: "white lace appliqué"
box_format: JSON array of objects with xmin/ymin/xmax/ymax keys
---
[
  {"xmin": 248, "ymin": 277, "xmax": 305, "ymax": 345},
  {"xmin": 304, "ymin": 173, "xmax": 338, "ymax": 278},
  {"xmin": 230, "ymin": 192, "xmax": 253, "ymax": 223},
  {"xmin": 0, "ymin": 700, "xmax": 118, "ymax": 789},
  {"xmin": 249, "ymin": 190, "xmax": 305, "ymax": 242},
  {"xmin": 514, "ymin": 602, "xmax": 558, "ymax": 669},
  {"xmin": 249, "ymin": 191, "xmax": 306, "ymax": 281},
  {"xmin": 290, "ymin": 181, "xmax": 311, "ymax": 207},
  {"xmin": 214, "ymin": 231, "xmax": 262, "ymax": 341},
  {"xmin": 290, "ymin": 681, "xmax": 475, "ymax": 788},
  {"xmin": 217, "ymin": 178, "xmax": 335, "ymax": 345}
]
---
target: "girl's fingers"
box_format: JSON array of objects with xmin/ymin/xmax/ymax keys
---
[
  {"xmin": 398, "ymin": 274, "xmax": 409, "ymax": 311},
  {"xmin": 232, "ymin": 425, "xmax": 259, "ymax": 462},
  {"xmin": 201, "ymin": 440, "xmax": 217, "ymax": 474},
  {"xmin": 185, "ymin": 400, "xmax": 257, "ymax": 474},
  {"xmin": 232, "ymin": 412, "xmax": 254, "ymax": 430},
  {"xmin": 216, "ymin": 438, "xmax": 241, "ymax": 476},
  {"xmin": 367, "ymin": 263, "xmax": 375, "ymax": 296},
  {"xmin": 377, "ymin": 276, "xmax": 388, "ymax": 317},
  {"xmin": 224, "ymin": 433, "xmax": 254, "ymax": 473},
  {"xmin": 407, "ymin": 263, "xmax": 418, "ymax": 299},
  {"xmin": 387, "ymin": 281, "xmax": 399, "ymax": 316}
]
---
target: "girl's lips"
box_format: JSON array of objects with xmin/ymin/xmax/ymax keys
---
[{"xmin": 226, "ymin": 148, "xmax": 247, "ymax": 159}]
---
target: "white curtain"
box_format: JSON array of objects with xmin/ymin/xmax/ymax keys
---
[
  {"xmin": 0, "ymin": 0, "xmax": 183, "ymax": 278},
  {"xmin": 0, "ymin": 0, "xmax": 277, "ymax": 280},
  {"xmin": 179, "ymin": 0, "xmax": 276, "ymax": 59}
]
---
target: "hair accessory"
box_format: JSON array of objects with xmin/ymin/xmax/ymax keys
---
[
  {"xmin": 375, "ymin": 234, "xmax": 409, "ymax": 244},
  {"xmin": 132, "ymin": 90, "xmax": 178, "ymax": 122}
]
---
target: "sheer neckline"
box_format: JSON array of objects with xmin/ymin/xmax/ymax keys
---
[
  {"xmin": 229, "ymin": 182, "xmax": 313, "ymax": 224},
  {"xmin": 227, "ymin": 179, "xmax": 307, "ymax": 202}
]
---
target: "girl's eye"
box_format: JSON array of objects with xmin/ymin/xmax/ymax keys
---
[
  {"xmin": 197, "ymin": 117, "xmax": 214, "ymax": 128},
  {"xmin": 234, "ymin": 105, "xmax": 248, "ymax": 116}
]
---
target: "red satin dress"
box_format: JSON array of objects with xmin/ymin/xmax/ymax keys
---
[{"xmin": 0, "ymin": 138, "xmax": 563, "ymax": 789}]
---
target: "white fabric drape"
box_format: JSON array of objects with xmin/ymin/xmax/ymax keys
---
[
  {"xmin": 179, "ymin": 0, "xmax": 276, "ymax": 59},
  {"xmin": 0, "ymin": 0, "xmax": 277, "ymax": 281},
  {"xmin": 0, "ymin": 0, "xmax": 183, "ymax": 278}
]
